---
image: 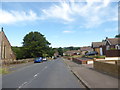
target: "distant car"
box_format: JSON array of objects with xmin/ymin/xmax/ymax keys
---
[
  {"xmin": 42, "ymin": 57, "xmax": 47, "ymax": 61},
  {"xmin": 53, "ymin": 57, "xmax": 57, "ymax": 59},
  {"xmin": 34, "ymin": 57, "xmax": 43, "ymax": 63},
  {"xmin": 85, "ymin": 51, "xmax": 98, "ymax": 56}
]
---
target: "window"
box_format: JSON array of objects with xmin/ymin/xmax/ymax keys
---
[
  {"xmin": 106, "ymin": 45, "xmax": 110, "ymax": 50},
  {"xmin": 115, "ymin": 45, "xmax": 120, "ymax": 50}
]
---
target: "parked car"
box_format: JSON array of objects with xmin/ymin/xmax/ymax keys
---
[
  {"xmin": 85, "ymin": 51, "xmax": 98, "ymax": 56},
  {"xmin": 34, "ymin": 57, "xmax": 43, "ymax": 63},
  {"xmin": 53, "ymin": 57, "xmax": 57, "ymax": 59},
  {"xmin": 42, "ymin": 57, "xmax": 47, "ymax": 61}
]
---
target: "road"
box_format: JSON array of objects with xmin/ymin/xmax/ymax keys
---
[{"xmin": 2, "ymin": 58, "xmax": 84, "ymax": 88}]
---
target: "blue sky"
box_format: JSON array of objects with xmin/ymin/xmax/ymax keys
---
[{"xmin": 0, "ymin": 0, "xmax": 118, "ymax": 48}]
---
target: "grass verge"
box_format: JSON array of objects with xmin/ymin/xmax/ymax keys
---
[
  {"xmin": 85, "ymin": 55, "xmax": 105, "ymax": 59},
  {"xmin": 0, "ymin": 68, "xmax": 9, "ymax": 74}
]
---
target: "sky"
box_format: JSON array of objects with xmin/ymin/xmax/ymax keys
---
[{"xmin": 0, "ymin": 0, "xmax": 119, "ymax": 48}]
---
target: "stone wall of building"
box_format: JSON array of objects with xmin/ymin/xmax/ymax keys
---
[
  {"xmin": 94, "ymin": 48, "xmax": 100, "ymax": 55},
  {"xmin": 0, "ymin": 28, "xmax": 16, "ymax": 60}
]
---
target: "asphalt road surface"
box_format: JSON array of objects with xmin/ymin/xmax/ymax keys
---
[{"xmin": 2, "ymin": 58, "xmax": 84, "ymax": 88}]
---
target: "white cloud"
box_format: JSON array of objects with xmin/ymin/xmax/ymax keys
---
[
  {"xmin": 41, "ymin": 0, "xmax": 118, "ymax": 28},
  {"xmin": 62, "ymin": 30, "xmax": 75, "ymax": 33},
  {"xmin": 0, "ymin": 9, "xmax": 38, "ymax": 24},
  {"xmin": 0, "ymin": 0, "xmax": 118, "ymax": 27},
  {"xmin": 41, "ymin": 2, "xmax": 74, "ymax": 22}
]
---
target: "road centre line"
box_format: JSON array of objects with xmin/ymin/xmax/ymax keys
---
[
  {"xmin": 17, "ymin": 60, "xmax": 57, "ymax": 89},
  {"xmin": 18, "ymin": 82, "xmax": 28, "ymax": 89},
  {"xmin": 17, "ymin": 65, "xmax": 49, "ymax": 88},
  {"xmin": 34, "ymin": 73, "xmax": 39, "ymax": 77}
]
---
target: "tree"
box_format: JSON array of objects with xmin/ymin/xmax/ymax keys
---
[
  {"xmin": 12, "ymin": 46, "xmax": 25, "ymax": 59},
  {"xmin": 115, "ymin": 34, "xmax": 120, "ymax": 38},
  {"xmin": 57, "ymin": 47, "xmax": 63, "ymax": 56},
  {"xmin": 47, "ymin": 47, "xmax": 55, "ymax": 57},
  {"xmin": 23, "ymin": 31, "xmax": 51, "ymax": 58}
]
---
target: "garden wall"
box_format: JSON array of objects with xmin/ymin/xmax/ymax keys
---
[
  {"xmin": 1, "ymin": 58, "xmax": 34, "ymax": 66},
  {"xmin": 106, "ymin": 50, "xmax": 120, "ymax": 57},
  {"xmin": 94, "ymin": 60, "xmax": 120, "ymax": 77}
]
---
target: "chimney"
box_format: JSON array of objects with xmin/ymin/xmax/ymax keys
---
[
  {"xmin": 1, "ymin": 27, "xmax": 3, "ymax": 32},
  {"xmin": 106, "ymin": 37, "xmax": 108, "ymax": 39}
]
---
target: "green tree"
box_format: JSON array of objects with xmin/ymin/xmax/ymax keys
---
[
  {"xmin": 47, "ymin": 47, "xmax": 55, "ymax": 57},
  {"xmin": 115, "ymin": 34, "xmax": 120, "ymax": 38},
  {"xmin": 12, "ymin": 46, "xmax": 25, "ymax": 59},
  {"xmin": 23, "ymin": 31, "xmax": 50, "ymax": 58},
  {"xmin": 57, "ymin": 47, "xmax": 63, "ymax": 56}
]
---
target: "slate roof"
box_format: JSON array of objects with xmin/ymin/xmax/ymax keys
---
[
  {"xmin": 80, "ymin": 46, "xmax": 93, "ymax": 51},
  {"xmin": 107, "ymin": 38, "xmax": 120, "ymax": 45},
  {"xmin": 64, "ymin": 50, "xmax": 80, "ymax": 54},
  {"xmin": 92, "ymin": 42, "xmax": 105, "ymax": 48}
]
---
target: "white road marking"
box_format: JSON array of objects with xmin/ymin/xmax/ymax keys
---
[
  {"xmin": 34, "ymin": 74, "xmax": 37, "ymax": 77},
  {"xmin": 45, "ymin": 66, "xmax": 48, "ymax": 69},
  {"xmin": 18, "ymin": 82, "xmax": 27, "ymax": 88},
  {"xmin": 34, "ymin": 73, "xmax": 39, "ymax": 77},
  {"xmin": 17, "ymin": 63, "xmax": 55, "ymax": 89}
]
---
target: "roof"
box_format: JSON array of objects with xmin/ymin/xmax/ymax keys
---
[
  {"xmin": 64, "ymin": 50, "xmax": 80, "ymax": 54},
  {"xmin": 80, "ymin": 46, "xmax": 93, "ymax": 51},
  {"xmin": 0, "ymin": 28, "xmax": 12, "ymax": 47},
  {"xmin": 92, "ymin": 42, "xmax": 105, "ymax": 48},
  {"xmin": 107, "ymin": 38, "xmax": 120, "ymax": 45}
]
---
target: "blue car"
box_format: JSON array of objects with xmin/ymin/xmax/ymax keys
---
[
  {"xmin": 85, "ymin": 51, "xmax": 98, "ymax": 56},
  {"xmin": 34, "ymin": 57, "xmax": 43, "ymax": 63}
]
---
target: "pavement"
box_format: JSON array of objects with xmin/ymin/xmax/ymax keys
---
[
  {"xmin": 2, "ymin": 58, "xmax": 85, "ymax": 89},
  {"xmin": 63, "ymin": 58, "xmax": 119, "ymax": 89}
]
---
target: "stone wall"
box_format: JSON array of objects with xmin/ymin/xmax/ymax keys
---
[
  {"xmin": 106, "ymin": 50, "xmax": 120, "ymax": 57},
  {"xmin": 2, "ymin": 58, "xmax": 34, "ymax": 66},
  {"xmin": 94, "ymin": 48, "xmax": 100, "ymax": 55},
  {"xmin": 0, "ymin": 30, "xmax": 16, "ymax": 60},
  {"xmin": 94, "ymin": 60, "xmax": 120, "ymax": 77},
  {"xmin": 72, "ymin": 58, "xmax": 93, "ymax": 64}
]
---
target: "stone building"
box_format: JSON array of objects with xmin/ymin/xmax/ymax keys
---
[
  {"xmin": 91, "ymin": 42, "xmax": 105, "ymax": 56},
  {"xmin": 0, "ymin": 27, "xmax": 16, "ymax": 60},
  {"xmin": 80, "ymin": 46, "xmax": 93, "ymax": 55}
]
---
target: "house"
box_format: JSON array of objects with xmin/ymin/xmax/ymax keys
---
[
  {"xmin": 105, "ymin": 37, "xmax": 120, "ymax": 50},
  {"xmin": 91, "ymin": 42, "xmax": 105, "ymax": 56},
  {"xmin": 104, "ymin": 37, "xmax": 120, "ymax": 60},
  {"xmin": 0, "ymin": 27, "xmax": 16, "ymax": 60},
  {"xmin": 63, "ymin": 50, "xmax": 81, "ymax": 56},
  {"xmin": 93, "ymin": 38, "xmax": 120, "ymax": 77},
  {"xmin": 92, "ymin": 37, "xmax": 120, "ymax": 58},
  {"xmin": 54, "ymin": 51, "xmax": 59, "ymax": 57},
  {"xmin": 80, "ymin": 46, "xmax": 93, "ymax": 55}
]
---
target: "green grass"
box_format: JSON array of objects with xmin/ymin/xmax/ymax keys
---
[
  {"xmin": 71, "ymin": 55, "xmax": 83, "ymax": 58},
  {"xmin": 0, "ymin": 68, "xmax": 9, "ymax": 74},
  {"xmin": 64, "ymin": 55, "xmax": 105, "ymax": 59},
  {"xmin": 86, "ymin": 55, "xmax": 105, "ymax": 59}
]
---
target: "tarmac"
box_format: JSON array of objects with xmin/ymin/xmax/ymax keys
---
[{"xmin": 63, "ymin": 58, "xmax": 119, "ymax": 89}]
